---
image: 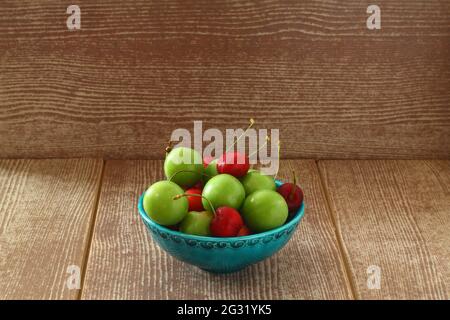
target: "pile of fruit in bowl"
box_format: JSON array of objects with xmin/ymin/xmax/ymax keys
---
[{"xmin": 138, "ymin": 145, "xmax": 305, "ymax": 273}]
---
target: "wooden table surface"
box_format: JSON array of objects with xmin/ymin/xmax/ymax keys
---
[{"xmin": 0, "ymin": 159, "xmax": 448, "ymax": 300}]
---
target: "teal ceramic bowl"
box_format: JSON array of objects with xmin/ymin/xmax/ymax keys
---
[{"xmin": 138, "ymin": 180, "xmax": 305, "ymax": 273}]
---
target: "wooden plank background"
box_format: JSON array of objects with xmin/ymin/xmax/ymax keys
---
[
  {"xmin": 0, "ymin": 1, "xmax": 449, "ymax": 159},
  {"xmin": 319, "ymin": 160, "xmax": 450, "ymax": 299},
  {"xmin": 0, "ymin": 159, "xmax": 103, "ymax": 299},
  {"xmin": 81, "ymin": 160, "xmax": 353, "ymax": 299}
]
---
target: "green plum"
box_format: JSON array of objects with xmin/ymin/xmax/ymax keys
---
[
  {"xmin": 202, "ymin": 174, "xmax": 245, "ymax": 210},
  {"xmin": 203, "ymin": 159, "xmax": 219, "ymax": 183},
  {"xmin": 164, "ymin": 147, "xmax": 203, "ymax": 188},
  {"xmin": 179, "ymin": 211, "xmax": 214, "ymax": 236},
  {"xmin": 240, "ymin": 170, "xmax": 276, "ymax": 196},
  {"xmin": 143, "ymin": 181, "xmax": 188, "ymax": 226},
  {"xmin": 241, "ymin": 190, "xmax": 288, "ymax": 232}
]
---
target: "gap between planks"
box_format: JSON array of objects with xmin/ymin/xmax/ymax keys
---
[
  {"xmin": 315, "ymin": 160, "xmax": 358, "ymax": 300},
  {"xmin": 77, "ymin": 160, "xmax": 106, "ymax": 300}
]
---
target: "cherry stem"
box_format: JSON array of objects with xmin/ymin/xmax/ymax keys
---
[
  {"xmin": 225, "ymin": 118, "xmax": 255, "ymax": 153},
  {"xmin": 165, "ymin": 140, "xmax": 173, "ymax": 156},
  {"xmin": 168, "ymin": 169, "xmax": 211, "ymax": 183},
  {"xmin": 249, "ymin": 135, "xmax": 270, "ymax": 158},
  {"xmin": 173, "ymin": 193, "xmax": 216, "ymax": 215},
  {"xmin": 274, "ymin": 139, "xmax": 281, "ymax": 180},
  {"xmin": 289, "ymin": 170, "xmax": 297, "ymax": 200}
]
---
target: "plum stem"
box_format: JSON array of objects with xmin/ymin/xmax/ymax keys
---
[
  {"xmin": 289, "ymin": 170, "xmax": 297, "ymax": 200},
  {"xmin": 173, "ymin": 193, "xmax": 216, "ymax": 215},
  {"xmin": 249, "ymin": 135, "xmax": 270, "ymax": 158},
  {"xmin": 165, "ymin": 140, "xmax": 173, "ymax": 156},
  {"xmin": 274, "ymin": 139, "xmax": 281, "ymax": 180},
  {"xmin": 225, "ymin": 118, "xmax": 255, "ymax": 153}
]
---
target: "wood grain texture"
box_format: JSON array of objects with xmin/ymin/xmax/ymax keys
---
[
  {"xmin": 318, "ymin": 160, "xmax": 450, "ymax": 299},
  {"xmin": 0, "ymin": 159, "xmax": 103, "ymax": 299},
  {"xmin": 81, "ymin": 160, "xmax": 353, "ymax": 299},
  {"xmin": 1, "ymin": 1, "xmax": 449, "ymax": 159}
]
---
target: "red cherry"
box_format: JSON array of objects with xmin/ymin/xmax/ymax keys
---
[
  {"xmin": 217, "ymin": 152, "xmax": 250, "ymax": 178},
  {"xmin": 210, "ymin": 207, "xmax": 244, "ymax": 237},
  {"xmin": 277, "ymin": 183, "xmax": 304, "ymax": 213},
  {"xmin": 185, "ymin": 188, "xmax": 204, "ymax": 211},
  {"xmin": 237, "ymin": 225, "xmax": 251, "ymax": 236}
]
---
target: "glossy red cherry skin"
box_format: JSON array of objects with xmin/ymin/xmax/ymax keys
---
[
  {"xmin": 217, "ymin": 152, "xmax": 250, "ymax": 178},
  {"xmin": 210, "ymin": 207, "xmax": 244, "ymax": 237},
  {"xmin": 277, "ymin": 183, "xmax": 304, "ymax": 213},
  {"xmin": 185, "ymin": 188, "xmax": 204, "ymax": 212}
]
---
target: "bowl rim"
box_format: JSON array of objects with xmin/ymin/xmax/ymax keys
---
[{"xmin": 137, "ymin": 179, "xmax": 305, "ymax": 242}]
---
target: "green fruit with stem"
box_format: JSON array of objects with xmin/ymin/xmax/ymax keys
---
[
  {"xmin": 202, "ymin": 174, "xmax": 245, "ymax": 210},
  {"xmin": 179, "ymin": 211, "xmax": 214, "ymax": 236},
  {"xmin": 241, "ymin": 189, "xmax": 288, "ymax": 232},
  {"xmin": 164, "ymin": 147, "xmax": 203, "ymax": 188},
  {"xmin": 240, "ymin": 170, "xmax": 276, "ymax": 195},
  {"xmin": 143, "ymin": 181, "xmax": 188, "ymax": 226}
]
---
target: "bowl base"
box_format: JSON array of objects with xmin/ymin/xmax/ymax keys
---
[{"xmin": 199, "ymin": 267, "xmax": 246, "ymax": 274}]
